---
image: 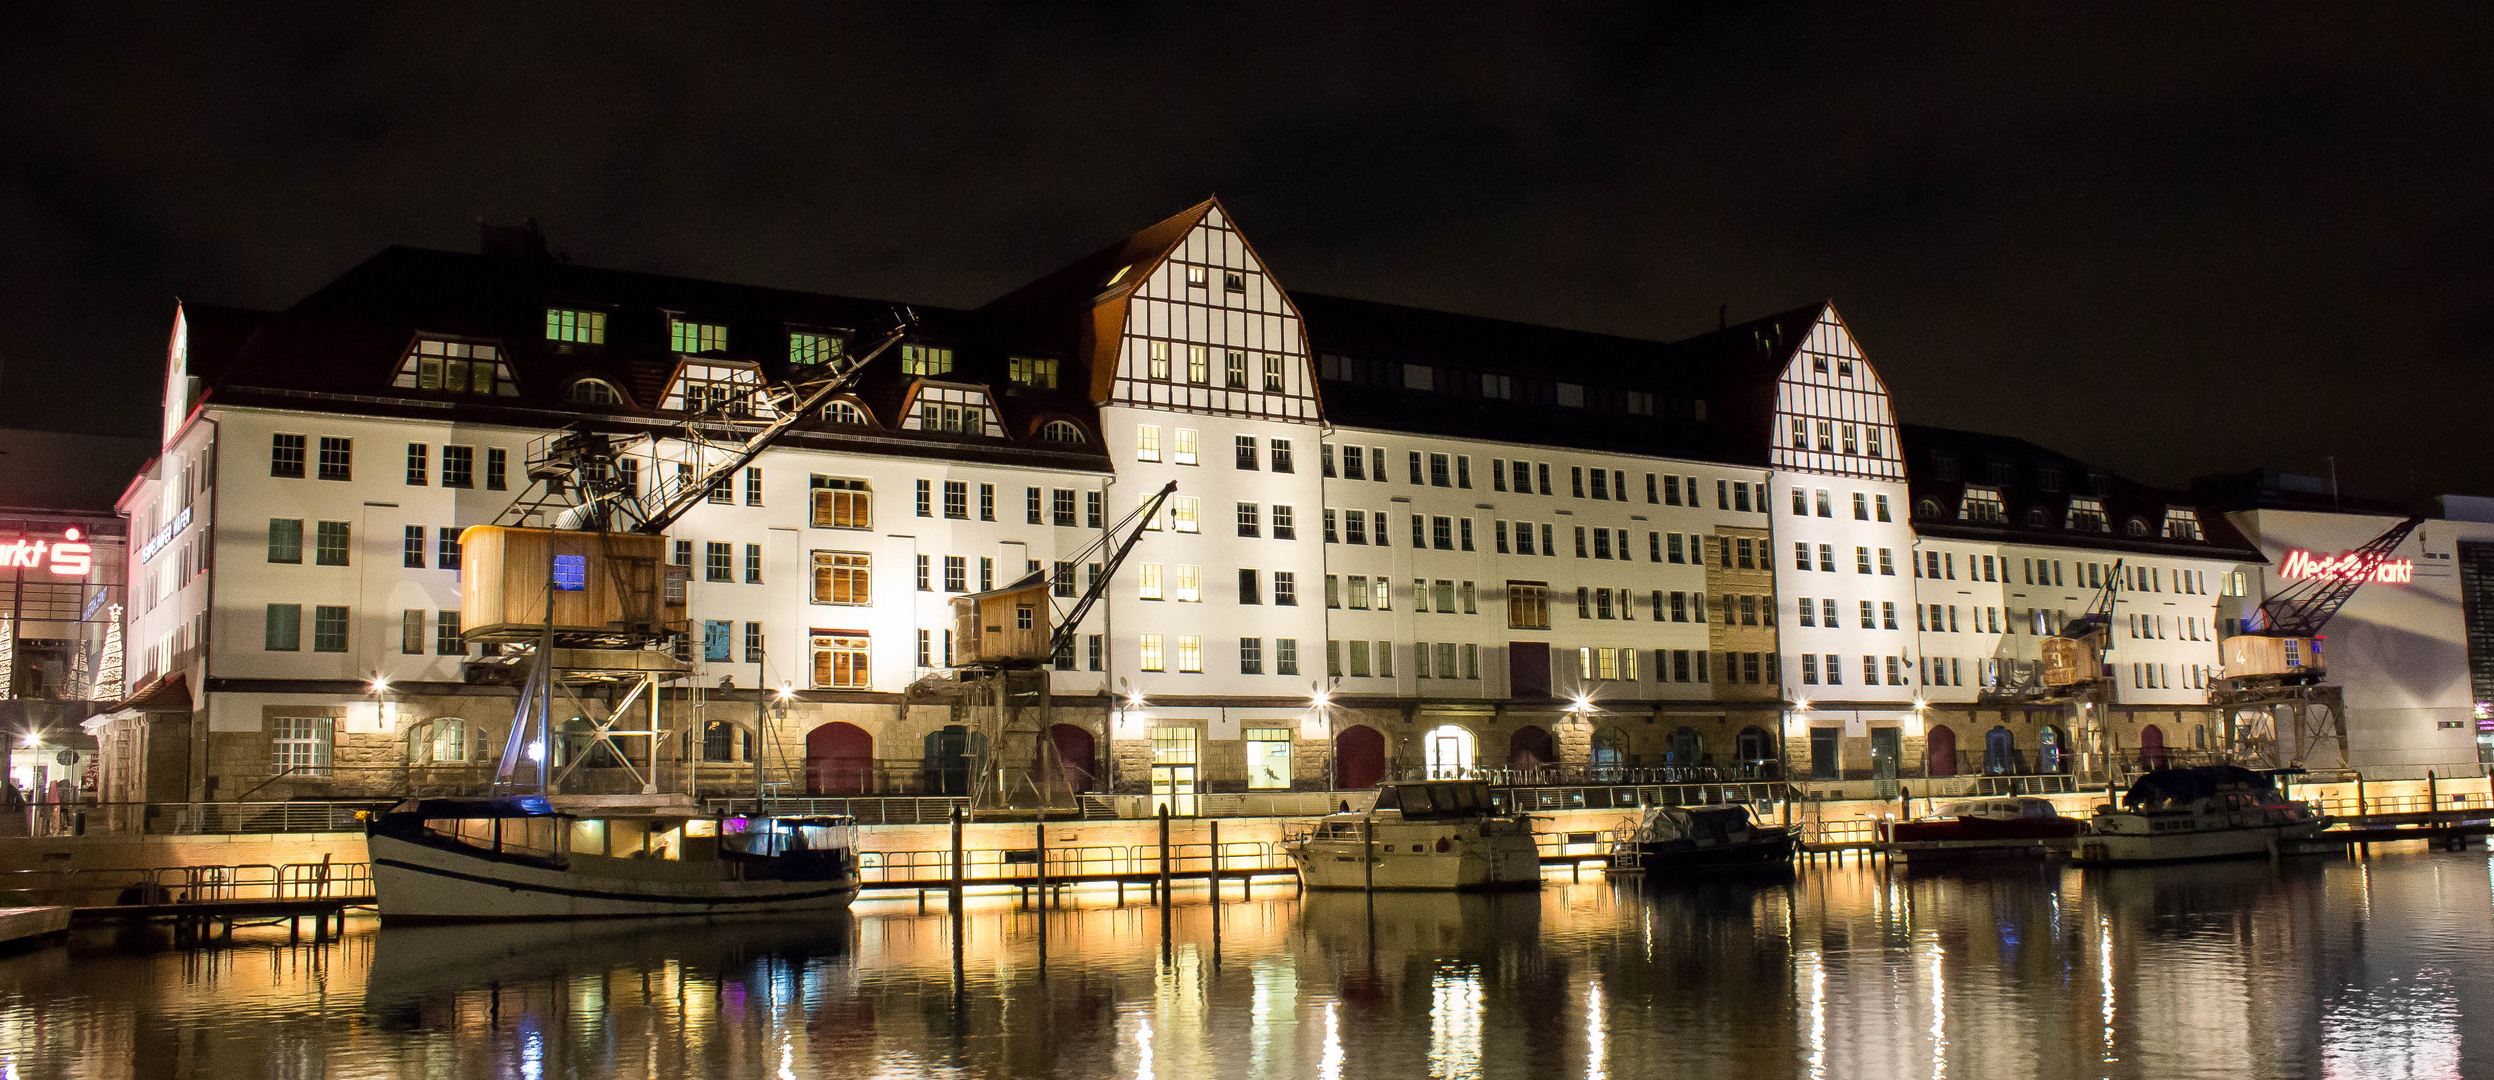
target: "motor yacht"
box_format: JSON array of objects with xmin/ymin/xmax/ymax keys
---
[
  {"xmin": 1284, "ymin": 780, "xmax": 1543, "ymax": 890},
  {"xmin": 1883, "ymin": 796, "xmax": 2083, "ymax": 862},
  {"xmin": 1613, "ymin": 804, "xmax": 1795, "ymax": 874},
  {"xmin": 2073, "ymin": 766, "xmax": 2327, "ymax": 865}
]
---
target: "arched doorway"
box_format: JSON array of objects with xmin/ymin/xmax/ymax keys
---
[
  {"xmin": 1925, "ymin": 724, "xmax": 1959, "ymax": 777},
  {"xmin": 1736, "ymin": 725, "xmax": 1775, "ymax": 777},
  {"xmin": 1335, "ymin": 725, "xmax": 1386, "ymax": 788},
  {"xmin": 1508, "ymin": 725, "xmax": 1555, "ymax": 777},
  {"xmin": 1591, "ymin": 728, "xmax": 1629, "ymax": 781},
  {"xmin": 805, "ymin": 722, "xmax": 873, "ymax": 795},
  {"xmin": 1422, "ymin": 724, "xmax": 1475, "ymax": 779},
  {"xmin": 1983, "ymin": 725, "xmax": 2017, "ymax": 775},
  {"xmin": 2038, "ymin": 726, "xmax": 2067, "ymax": 774},
  {"xmin": 923, "ymin": 726, "xmax": 975, "ymax": 795},
  {"xmin": 2139, "ymin": 724, "xmax": 2168, "ymax": 770},
  {"xmin": 1044, "ymin": 724, "xmax": 1097, "ymax": 792},
  {"xmin": 1664, "ymin": 726, "xmax": 1703, "ymax": 768}
]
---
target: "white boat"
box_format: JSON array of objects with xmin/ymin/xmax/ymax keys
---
[
  {"xmin": 366, "ymin": 795, "xmax": 862, "ymax": 923},
  {"xmin": 1285, "ymin": 780, "xmax": 1542, "ymax": 890},
  {"xmin": 2073, "ymin": 766, "xmax": 2327, "ymax": 865}
]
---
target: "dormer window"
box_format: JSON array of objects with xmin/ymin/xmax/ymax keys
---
[
  {"xmin": 545, "ymin": 308, "xmax": 605, "ymax": 345},
  {"xmin": 1933, "ymin": 454, "xmax": 1960, "ymax": 481},
  {"xmin": 789, "ymin": 331, "xmax": 843, "ymax": 366},
  {"xmin": 2067, "ymin": 497, "xmax": 2109, "ymax": 532},
  {"xmin": 396, "ymin": 339, "xmax": 517, "ymax": 397},
  {"xmin": 2126, "ymin": 518, "xmax": 2149, "ymax": 537},
  {"xmin": 662, "ymin": 361, "xmax": 771, "ymax": 419},
  {"xmin": 670, "ymin": 318, "xmax": 727, "ymax": 355},
  {"xmin": 2036, "ymin": 466, "xmax": 2062, "ymax": 492},
  {"xmin": 901, "ymin": 345, "xmax": 952, "ymax": 377},
  {"xmin": 823, "ymin": 400, "xmax": 871, "ymax": 426},
  {"xmin": 1009, "ymin": 357, "xmax": 1059, "ymax": 389},
  {"xmin": 2162, "ymin": 508, "xmax": 2206, "ymax": 541},
  {"xmin": 1040, "ymin": 420, "xmax": 1086, "ymax": 444},
  {"xmin": 901, "ymin": 385, "xmax": 1001, "ymax": 437},
  {"xmin": 2027, "ymin": 507, "xmax": 2050, "ymax": 527},
  {"xmin": 1958, "ymin": 485, "xmax": 2007, "ymax": 523},
  {"xmin": 564, "ymin": 378, "xmax": 625, "ymax": 406}
]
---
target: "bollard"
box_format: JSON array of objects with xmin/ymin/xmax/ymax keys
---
[
  {"xmin": 1158, "ymin": 803, "xmax": 1172, "ymax": 905},
  {"xmin": 950, "ymin": 805, "xmax": 966, "ymax": 907},
  {"xmin": 1211, "ymin": 820, "xmax": 1223, "ymax": 901},
  {"xmin": 2430, "ymin": 771, "xmax": 2440, "ymax": 820},
  {"xmin": 1362, "ymin": 814, "xmax": 1377, "ymax": 896}
]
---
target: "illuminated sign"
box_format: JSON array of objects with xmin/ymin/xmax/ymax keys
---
[
  {"xmin": 138, "ymin": 506, "xmax": 192, "ymax": 565},
  {"xmin": 0, "ymin": 528, "xmax": 92, "ymax": 578},
  {"xmin": 2278, "ymin": 548, "xmax": 2412, "ymax": 585}
]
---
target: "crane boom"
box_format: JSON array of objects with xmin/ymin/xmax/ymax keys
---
[
  {"xmin": 2052, "ymin": 558, "xmax": 2125, "ymax": 641},
  {"xmin": 1047, "ymin": 481, "xmax": 1178, "ymax": 660},
  {"xmin": 631, "ymin": 317, "xmax": 914, "ymax": 535},
  {"xmin": 2250, "ymin": 515, "xmax": 2422, "ymax": 637}
]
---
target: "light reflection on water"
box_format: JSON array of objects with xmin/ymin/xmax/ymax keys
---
[{"xmin": 4, "ymin": 850, "xmax": 2494, "ymax": 1078}]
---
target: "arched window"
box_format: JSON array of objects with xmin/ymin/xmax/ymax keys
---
[
  {"xmin": 1665, "ymin": 726, "xmax": 1703, "ymax": 766},
  {"xmin": 1917, "ymin": 499, "xmax": 1942, "ymax": 519},
  {"xmin": 1423, "ymin": 724, "xmax": 1475, "ymax": 779},
  {"xmin": 1591, "ymin": 728, "xmax": 1629, "ymax": 780},
  {"xmin": 564, "ymin": 378, "xmax": 625, "ymax": 405},
  {"xmin": 702, "ymin": 720, "xmax": 747, "ymax": 763},
  {"xmin": 1040, "ymin": 420, "xmax": 1086, "ymax": 445},
  {"xmin": 824, "ymin": 399, "xmax": 870, "ymax": 426},
  {"xmin": 1735, "ymin": 725, "xmax": 1773, "ymax": 764},
  {"xmin": 2027, "ymin": 507, "xmax": 2050, "ymax": 527},
  {"xmin": 2125, "ymin": 518, "xmax": 2149, "ymax": 537}
]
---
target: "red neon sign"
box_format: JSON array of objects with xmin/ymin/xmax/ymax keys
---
[
  {"xmin": 0, "ymin": 527, "xmax": 93, "ymax": 578},
  {"xmin": 2278, "ymin": 547, "xmax": 2411, "ymax": 585}
]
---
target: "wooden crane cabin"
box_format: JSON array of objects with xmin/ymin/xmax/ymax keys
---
[
  {"xmin": 458, "ymin": 525, "xmax": 688, "ymax": 644},
  {"xmin": 950, "ymin": 571, "xmax": 1053, "ymax": 667}
]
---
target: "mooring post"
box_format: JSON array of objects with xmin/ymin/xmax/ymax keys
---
[
  {"xmin": 1158, "ymin": 803, "xmax": 1172, "ymax": 905},
  {"xmin": 1362, "ymin": 814, "xmax": 1376, "ymax": 896},
  {"xmin": 1210, "ymin": 820, "xmax": 1223, "ymax": 900},
  {"xmin": 950, "ymin": 805, "xmax": 966, "ymax": 909},
  {"xmin": 1034, "ymin": 819, "xmax": 1049, "ymax": 909},
  {"xmin": 2430, "ymin": 771, "xmax": 2440, "ymax": 818}
]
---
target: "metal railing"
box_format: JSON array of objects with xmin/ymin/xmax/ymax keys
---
[
  {"xmin": 856, "ymin": 839, "xmax": 1296, "ymax": 888},
  {"xmin": 7, "ymin": 801, "xmax": 391, "ymax": 837},
  {"xmin": 699, "ymin": 796, "xmax": 968, "ymax": 825},
  {"xmin": 1496, "ymin": 783, "xmax": 1784, "ymax": 814},
  {"xmin": 0, "ymin": 861, "xmax": 373, "ymax": 909}
]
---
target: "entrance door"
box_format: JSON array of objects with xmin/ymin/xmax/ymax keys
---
[
  {"xmin": 2139, "ymin": 724, "xmax": 2167, "ymax": 771},
  {"xmin": 1809, "ymin": 728, "xmax": 1840, "ymax": 781},
  {"xmin": 1509, "ymin": 641, "xmax": 1552, "ymax": 700},
  {"xmin": 1149, "ymin": 725, "xmax": 1198, "ymax": 816},
  {"xmin": 1870, "ymin": 727, "xmax": 1901, "ymax": 798},
  {"xmin": 1045, "ymin": 724, "xmax": 1097, "ymax": 793},
  {"xmin": 804, "ymin": 722, "xmax": 874, "ymax": 795},
  {"xmin": 1335, "ymin": 725, "xmax": 1386, "ymax": 789}
]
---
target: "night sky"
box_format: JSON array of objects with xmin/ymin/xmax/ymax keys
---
[{"xmin": 6, "ymin": 6, "xmax": 2490, "ymax": 501}]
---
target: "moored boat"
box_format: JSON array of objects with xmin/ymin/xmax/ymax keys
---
[
  {"xmin": 1284, "ymin": 780, "xmax": 1542, "ymax": 890},
  {"xmin": 366, "ymin": 795, "xmax": 862, "ymax": 923},
  {"xmin": 1882, "ymin": 796, "xmax": 2084, "ymax": 861},
  {"xmin": 2073, "ymin": 766, "xmax": 2327, "ymax": 865},
  {"xmin": 1614, "ymin": 804, "xmax": 1795, "ymax": 874}
]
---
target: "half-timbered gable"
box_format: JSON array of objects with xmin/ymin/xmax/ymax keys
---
[{"xmin": 1770, "ymin": 306, "xmax": 1905, "ymax": 482}]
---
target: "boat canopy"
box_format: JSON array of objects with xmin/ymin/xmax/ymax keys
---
[
  {"xmin": 1935, "ymin": 797, "xmax": 2062, "ymax": 821},
  {"xmin": 2120, "ymin": 766, "xmax": 2277, "ymax": 809},
  {"xmin": 392, "ymin": 796, "xmax": 557, "ymax": 819},
  {"xmin": 1372, "ymin": 781, "xmax": 1492, "ymax": 820},
  {"xmin": 1635, "ymin": 805, "xmax": 1755, "ymax": 843}
]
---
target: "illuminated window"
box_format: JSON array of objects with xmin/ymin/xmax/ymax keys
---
[
  {"xmin": 270, "ymin": 717, "xmax": 334, "ymax": 776},
  {"xmin": 544, "ymin": 308, "xmax": 605, "ymax": 344},
  {"xmin": 669, "ymin": 319, "xmax": 727, "ymax": 354},
  {"xmin": 1177, "ymin": 635, "xmax": 1203, "ymax": 673},
  {"xmin": 810, "ymin": 633, "xmax": 870, "ymax": 689},
  {"xmin": 1174, "ymin": 429, "xmax": 1199, "ymax": 465},
  {"xmin": 1136, "ymin": 425, "xmax": 1162, "ymax": 462},
  {"xmin": 900, "ymin": 345, "xmax": 952, "ymax": 376},
  {"xmin": 1148, "ymin": 341, "xmax": 1171, "ymax": 380},
  {"xmin": 789, "ymin": 331, "xmax": 842, "ymax": 366},
  {"xmin": 398, "ymin": 339, "xmax": 515, "ymax": 396},
  {"xmin": 824, "ymin": 400, "xmax": 870, "ymax": 426},
  {"xmin": 811, "ymin": 551, "xmax": 871, "ymax": 605},
  {"xmin": 1139, "ymin": 633, "xmax": 1166, "ymax": 672},
  {"xmin": 1009, "ymin": 357, "xmax": 1059, "ymax": 388}
]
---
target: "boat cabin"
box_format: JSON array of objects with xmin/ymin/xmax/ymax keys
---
[
  {"xmin": 1931, "ymin": 797, "xmax": 2065, "ymax": 822},
  {"xmin": 1371, "ymin": 780, "xmax": 1494, "ymax": 820},
  {"xmin": 373, "ymin": 796, "xmax": 857, "ymax": 869}
]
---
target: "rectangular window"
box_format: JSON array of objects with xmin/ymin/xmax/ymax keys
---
[
  {"xmin": 1173, "ymin": 496, "xmax": 1200, "ymax": 533},
  {"xmin": 1139, "ymin": 634, "xmax": 1166, "ymax": 672},
  {"xmin": 1275, "ymin": 638, "xmax": 1300, "ymax": 676},
  {"xmin": 1136, "ymin": 425, "xmax": 1162, "ymax": 462},
  {"xmin": 401, "ymin": 610, "xmax": 426, "ymax": 654},
  {"xmin": 1429, "ymin": 452, "xmax": 1451, "ymax": 487},
  {"xmin": 260, "ymin": 518, "xmax": 303, "ymax": 564},
  {"xmin": 744, "ymin": 621, "xmax": 766, "ymax": 664},
  {"xmin": 1572, "ymin": 466, "xmax": 1587, "ymax": 498},
  {"xmin": 1174, "ymin": 428, "xmax": 1199, "ymax": 466},
  {"xmin": 317, "ymin": 437, "xmax": 352, "ymax": 481},
  {"xmin": 1235, "ymin": 435, "xmax": 1259, "ymax": 470},
  {"xmin": 1236, "ymin": 501, "xmax": 1261, "ymax": 537},
  {"xmin": 1273, "ymin": 571, "xmax": 1297, "ymax": 606},
  {"xmin": 1270, "ymin": 439, "xmax": 1294, "ymax": 473},
  {"xmin": 546, "ymin": 307, "xmax": 607, "ymax": 344},
  {"xmin": 943, "ymin": 481, "xmax": 968, "ymax": 519},
  {"xmin": 312, "ymin": 605, "xmax": 349, "ymax": 652},
  {"xmin": 270, "ymin": 716, "xmax": 334, "ymax": 777},
  {"xmin": 944, "ymin": 555, "xmax": 967, "ymax": 592},
  {"xmin": 1432, "ymin": 516, "xmax": 1454, "ymax": 550},
  {"xmin": 1271, "ymin": 505, "xmax": 1296, "ymax": 540},
  {"xmin": 402, "ymin": 525, "xmax": 425, "ymax": 569},
  {"xmin": 1027, "ymin": 486, "xmax": 1044, "ymax": 525},
  {"xmin": 1188, "ymin": 346, "xmax": 1210, "ymax": 384},
  {"xmin": 916, "ymin": 479, "xmax": 932, "ymax": 517},
  {"xmin": 703, "ymin": 620, "xmax": 734, "ymax": 662},
  {"xmin": 405, "ymin": 443, "xmax": 429, "ymax": 485},
  {"xmin": 809, "ymin": 633, "xmax": 870, "ymax": 689},
  {"xmin": 437, "ymin": 528, "xmax": 462, "ymax": 571},
  {"xmin": 1174, "ymin": 565, "xmax": 1201, "ymax": 602},
  {"xmin": 1177, "ymin": 635, "xmax": 1204, "ymax": 673},
  {"xmin": 900, "ymin": 344, "xmax": 953, "ymax": 376},
  {"xmin": 706, "ymin": 542, "xmax": 734, "ymax": 582},
  {"xmin": 312, "ymin": 521, "xmax": 350, "ymax": 566},
  {"xmin": 1508, "ymin": 581, "xmax": 1551, "ymax": 629},
  {"xmin": 1223, "ymin": 350, "xmax": 1247, "ymax": 388},
  {"xmin": 745, "ymin": 543, "xmax": 763, "ymax": 584},
  {"xmin": 977, "ymin": 483, "xmax": 995, "ymax": 522},
  {"xmin": 436, "ymin": 610, "xmax": 464, "ymax": 655}
]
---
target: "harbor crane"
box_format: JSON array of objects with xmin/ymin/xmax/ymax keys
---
[{"xmin": 2212, "ymin": 515, "xmax": 2425, "ymax": 773}]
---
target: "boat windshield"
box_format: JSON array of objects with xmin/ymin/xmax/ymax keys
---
[{"xmin": 1378, "ymin": 781, "xmax": 1490, "ymax": 820}]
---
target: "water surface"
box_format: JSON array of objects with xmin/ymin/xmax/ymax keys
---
[{"xmin": 6, "ymin": 848, "xmax": 2493, "ymax": 1078}]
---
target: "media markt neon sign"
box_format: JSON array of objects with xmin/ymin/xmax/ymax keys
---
[
  {"xmin": 0, "ymin": 527, "xmax": 94, "ymax": 578},
  {"xmin": 2278, "ymin": 548, "xmax": 2413, "ymax": 585}
]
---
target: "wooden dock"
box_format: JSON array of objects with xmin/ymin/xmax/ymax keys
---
[{"xmin": 0, "ymin": 906, "xmax": 72, "ymax": 949}]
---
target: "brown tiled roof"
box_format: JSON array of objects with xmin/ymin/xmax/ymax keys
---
[{"xmin": 1898, "ymin": 423, "xmax": 2262, "ymax": 560}]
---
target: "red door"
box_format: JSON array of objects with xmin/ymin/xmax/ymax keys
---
[
  {"xmin": 1045, "ymin": 723, "xmax": 1097, "ymax": 792},
  {"xmin": 1509, "ymin": 725, "xmax": 1555, "ymax": 772},
  {"xmin": 1925, "ymin": 724, "xmax": 1958, "ymax": 777},
  {"xmin": 2139, "ymin": 724, "xmax": 2167, "ymax": 771},
  {"xmin": 805, "ymin": 722, "xmax": 874, "ymax": 795},
  {"xmin": 1335, "ymin": 725, "xmax": 1386, "ymax": 789}
]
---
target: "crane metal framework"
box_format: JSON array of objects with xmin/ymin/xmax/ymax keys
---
[
  {"xmin": 481, "ymin": 315, "xmax": 914, "ymax": 796},
  {"xmin": 2240, "ymin": 515, "xmax": 2424, "ymax": 638},
  {"xmin": 2213, "ymin": 515, "xmax": 2426, "ymax": 776}
]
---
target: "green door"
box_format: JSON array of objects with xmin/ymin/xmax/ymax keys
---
[{"xmin": 1871, "ymin": 727, "xmax": 1901, "ymax": 798}]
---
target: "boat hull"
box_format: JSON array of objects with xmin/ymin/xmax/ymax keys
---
[
  {"xmin": 2072, "ymin": 820, "xmax": 2327, "ymax": 865},
  {"xmin": 368, "ymin": 833, "xmax": 861, "ymax": 923},
  {"xmin": 1627, "ymin": 830, "xmax": 1796, "ymax": 876},
  {"xmin": 1290, "ymin": 833, "xmax": 1543, "ymax": 891}
]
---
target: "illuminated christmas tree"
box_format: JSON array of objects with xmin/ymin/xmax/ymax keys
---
[
  {"xmin": 68, "ymin": 638, "xmax": 90, "ymax": 702},
  {"xmin": 95, "ymin": 607, "xmax": 123, "ymax": 702}
]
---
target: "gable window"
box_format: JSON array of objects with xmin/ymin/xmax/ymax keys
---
[
  {"xmin": 789, "ymin": 330, "xmax": 843, "ymax": 366},
  {"xmin": 1263, "ymin": 355, "xmax": 1285, "ymax": 392},
  {"xmin": 900, "ymin": 345, "xmax": 953, "ymax": 376},
  {"xmin": 664, "ymin": 362, "xmax": 769, "ymax": 418},
  {"xmin": 1186, "ymin": 264, "xmax": 1208, "ymax": 287},
  {"xmin": 906, "ymin": 386, "xmax": 999, "ymax": 436},
  {"xmin": 1223, "ymin": 271, "xmax": 1245, "ymax": 292},
  {"xmin": 2162, "ymin": 508, "xmax": 2206, "ymax": 541},
  {"xmin": 1224, "ymin": 351, "xmax": 1248, "ymax": 388},
  {"xmin": 1009, "ymin": 357, "xmax": 1059, "ymax": 388},
  {"xmin": 565, "ymin": 379, "xmax": 625, "ymax": 405},
  {"xmin": 545, "ymin": 308, "xmax": 605, "ymax": 345},
  {"xmin": 397, "ymin": 339, "xmax": 515, "ymax": 396},
  {"xmin": 1188, "ymin": 346, "xmax": 1211, "ymax": 384},
  {"xmin": 1148, "ymin": 341, "xmax": 1172, "ymax": 380}
]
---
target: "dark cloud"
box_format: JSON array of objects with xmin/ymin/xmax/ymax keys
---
[{"xmin": 2, "ymin": 3, "xmax": 2489, "ymax": 501}]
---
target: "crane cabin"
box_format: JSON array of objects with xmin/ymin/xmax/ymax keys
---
[
  {"xmin": 457, "ymin": 525, "xmax": 688, "ymax": 644},
  {"xmin": 950, "ymin": 571, "xmax": 1054, "ymax": 667}
]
